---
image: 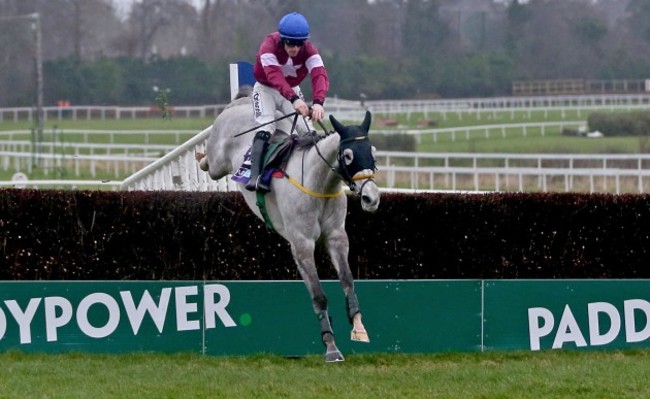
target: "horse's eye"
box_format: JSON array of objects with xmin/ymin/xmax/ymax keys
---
[
  {"xmin": 343, "ymin": 148, "xmax": 354, "ymax": 165},
  {"xmin": 371, "ymin": 146, "xmax": 377, "ymax": 160}
]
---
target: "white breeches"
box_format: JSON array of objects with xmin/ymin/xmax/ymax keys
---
[{"xmin": 252, "ymin": 82, "xmax": 314, "ymax": 134}]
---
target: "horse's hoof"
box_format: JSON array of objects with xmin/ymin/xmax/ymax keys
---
[
  {"xmin": 351, "ymin": 329, "xmax": 370, "ymax": 343},
  {"xmin": 325, "ymin": 349, "xmax": 345, "ymax": 363}
]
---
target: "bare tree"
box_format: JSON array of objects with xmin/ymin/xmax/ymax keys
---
[
  {"xmin": 196, "ymin": 0, "xmax": 280, "ymax": 63},
  {"xmin": 2, "ymin": 0, "xmax": 650, "ymax": 106},
  {"xmin": 112, "ymin": 0, "xmax": 200, "ymax": 59},
  {"xmin": 131, "ymin": 0, "xmax": 169, "ymax": 58},
  {"xmin": 0, "ymin": 9, "xmax": 37, "ymax": 106},
  {"xmin": 41, "ymin": 0, "xmax": 123, "ymax": 61}
]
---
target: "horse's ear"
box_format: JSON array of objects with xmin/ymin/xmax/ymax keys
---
[
  {"xmin": 329, "ymin": 114, "xmax": 347, "ymax": 135},
  {"xmin": 361, "ymin": 110, "xmax": 372, "ymax": 135}
]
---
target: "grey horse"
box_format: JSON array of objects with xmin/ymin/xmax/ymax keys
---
[{"xmin": 196, "ymin": 97, "xmax": 380, "ymax": 362}]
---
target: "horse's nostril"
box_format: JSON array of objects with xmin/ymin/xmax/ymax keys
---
[{"xmin": 362, "ymin": 195, "xmax": 371, "ymax": 204}]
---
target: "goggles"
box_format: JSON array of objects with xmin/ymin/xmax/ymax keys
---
[{"xmin": 284, "ymin": 39, "xmax": 305, "ymax": 48}]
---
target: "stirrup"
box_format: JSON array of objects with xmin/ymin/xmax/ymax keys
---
[
  {"xmin": 256, "ymin": 179, "xmax": 271, "ymax": 193},
  {"xmin": 245, "ymin": 179, "xmax": 257, "ymax": 191},
  {"xmin": 245, "ymin": 176, "xmax": 270, "ymax": 193}
]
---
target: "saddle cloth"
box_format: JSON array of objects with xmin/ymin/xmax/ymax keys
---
[{"xmin": 231, "ymin": 131, "xmax": 294, "ymax": 188}]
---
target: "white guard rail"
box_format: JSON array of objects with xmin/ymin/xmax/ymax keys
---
[
  {"xmin": 120, "ymin": 122, "xmax": 650, "ymax": 194},
  {"xmin": 380, "ymin": 165, "xmax": 650, "ymax": 194},
  {"xmin": 120, "ymin": 126, "xmax": 236, "ymax": 192}
]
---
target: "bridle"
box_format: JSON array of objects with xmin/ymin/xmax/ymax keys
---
[
  {"xmin": 311, "ymin": 121, "xmax": 377, "ymax": 194},
  {"xmin": 335, "ymin": 135, "xmax": 376, "ymax": 192}
]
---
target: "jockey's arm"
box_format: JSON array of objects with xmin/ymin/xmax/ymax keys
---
[{"xmin": 309, "ymin": 66, "xmax": 328, "ymax": 122}]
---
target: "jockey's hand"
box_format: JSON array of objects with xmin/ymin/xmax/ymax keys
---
[
  {"xmin": 292, "ymin": 98, "xmax": 310, "ymax": 117},
  {"xmin": 310, "ymin": 103, "xmax": 325, "ymax": 122}
]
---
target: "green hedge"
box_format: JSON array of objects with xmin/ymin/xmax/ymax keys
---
[
  {"xmin": 587, "ymin": 111, "xmax": 650, "ymax": 137},
  {"xmin": 1, "ymin": 189, "xmax": 650, "ymax": 280}
]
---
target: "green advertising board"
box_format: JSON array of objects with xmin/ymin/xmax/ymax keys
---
[
  {"xmin": 0, "ymin": 280, "xmax": 481, "ymax": 355},
  {"xmin": 1, "ymin": 280, "xmax": 650, "ymax": 355},
  {"xmin": 484, "ymin": 280, "xmax": 650, "ymax": 351}
]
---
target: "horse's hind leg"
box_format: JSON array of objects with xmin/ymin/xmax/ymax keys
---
[
  {"xmin": 325, "ymin": 229, "xmax": 370, "ymax": 343},
  {"xmin": 290, "ymin": 238, "xmax": 345, "ymax": 362}
]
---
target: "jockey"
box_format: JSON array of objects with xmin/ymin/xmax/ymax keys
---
[{"xmin": 246, "ymin": 11, "xmax": 330, "ymax": 192}]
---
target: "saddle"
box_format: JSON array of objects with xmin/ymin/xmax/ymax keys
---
[{"xmin": 232, "ymin": 130, "xmax": 296, "ymax": 190}]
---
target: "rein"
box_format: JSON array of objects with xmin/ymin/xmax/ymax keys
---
[{"xmin": 233, "ymin": 112, "xmax": 297, "ymax": 137}]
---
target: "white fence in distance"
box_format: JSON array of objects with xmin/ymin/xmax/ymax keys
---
[
  {"xmin": 0, "ymin": 105, "xmax": 226, "ymax": 123},
  {"xmin": 2, "ymin": 119, "xmax": 649, "ymax": 194},
  {"xmin": 0, "ymin": 130, "xmax": 185, "ymax": 178},
  {"xmin": 0, "ymin": 129, "xmax": 195, "ymax": 144},
  {"xmin": 0, "ymin": 179, "xmax": 122, "ymax": 190},
  {"xmin": 120, "ymin": 125, "xmax": 650, "ymax": 194},
  {"xmin": 1, "ymin": 151, "xmax": 158, "ymax": 179},
  {"xmin": 3, "ymin": 93, "xmax": 650, "ymax": 123},
  {"xmin": 0, "ymin": 98, "xmax": 364, "ymax": 124},
  {"xmin": 383, "ymin": 121, "xmax": 585, "ymax": 142}
]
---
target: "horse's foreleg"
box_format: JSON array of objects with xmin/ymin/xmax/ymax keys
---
[
  {"xmin": 291, "ymin": 239, "xmax": 344, "ymax": 362},
  {"xmin": 346, "ymin": 292, "xmax": 369, "ymax": 343},
  {"xmin": 326, "ymin": 230, "xmax": 370, "ymax": 343}
]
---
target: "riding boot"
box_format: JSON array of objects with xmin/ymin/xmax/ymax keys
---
[{"xmin": 245, "ymin": 130, "xmax": 271, "ymax": 192}]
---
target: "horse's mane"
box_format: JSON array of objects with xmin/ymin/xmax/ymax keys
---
[{"xmin": 293, "ymin": 130, "xmax": 336, "ymax": 150}]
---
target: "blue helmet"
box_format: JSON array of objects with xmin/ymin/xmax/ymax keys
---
[{"xmin": 278, "ymin": 12, "xmax": 310, "ymax": 40}]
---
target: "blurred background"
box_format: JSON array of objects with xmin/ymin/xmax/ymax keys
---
[{"xmin": 1, "ymin": 0, "xmax": 649, "ymax": 107}]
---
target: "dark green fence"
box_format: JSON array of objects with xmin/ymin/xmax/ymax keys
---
[{"xmin": 2, "ymin": 280, "xmax": 650, "ymax": 355}]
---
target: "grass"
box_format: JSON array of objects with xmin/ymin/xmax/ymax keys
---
[
  {"xmin": 0, "ymin": 118, "xmax": 215, "ymax": 182},
  {"xmin": 1, "ymin": 350, "xmax": 650, "ymax": 398},
  {"xmin": 1, "ymin": 108, "xmax": 648, "ymax": 184},
  {"xmin": 0, "ymin": 109, "xmax": 642, "ymax": 152},
  {"xmin": 377, "ymin": 108, "xmax": 600, "ymax": 129},
  {"xmin": 417, "ymin": 131, "xmax": 648, "ymax": 154},
  {"xmin": 0, "ymin": 117, "xmax": 215, "ymax": 132},
  {"xmin": 374, "ymin": 108, "xmax": 648, "ymax": 154}
]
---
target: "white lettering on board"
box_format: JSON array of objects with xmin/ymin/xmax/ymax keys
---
[{"xmin": 528, "ymin": 299, "xmax": 650, "ymax": 350}]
